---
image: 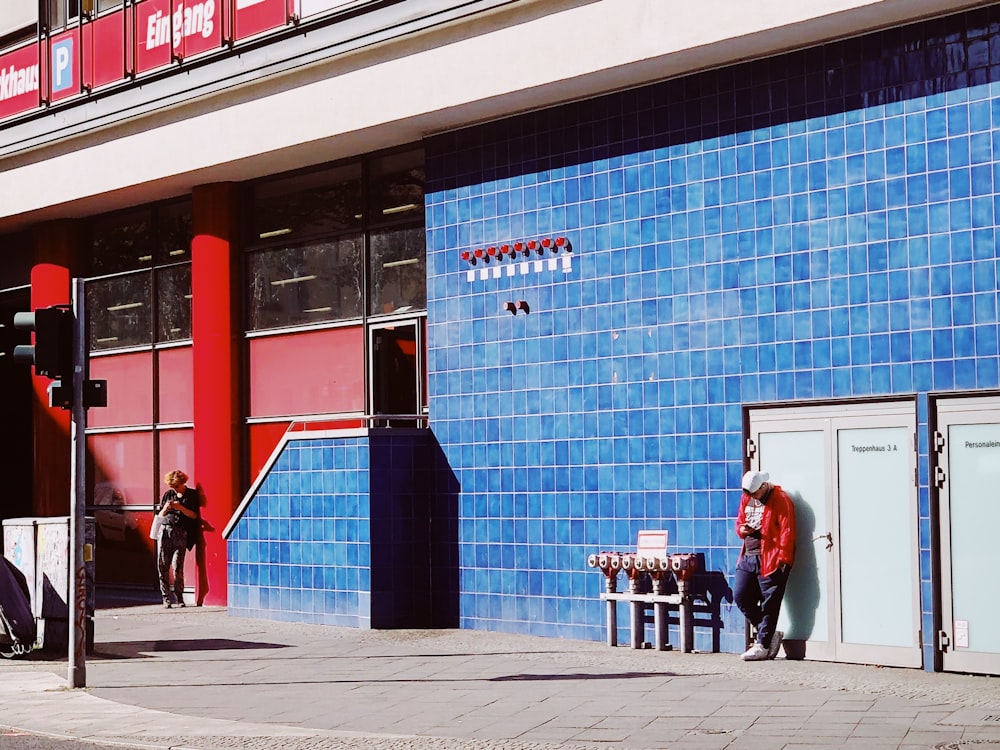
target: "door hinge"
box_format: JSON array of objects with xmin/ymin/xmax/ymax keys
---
[
  {"xmin": 938, "ymin": 630, "xmax": 950, "ymax": 651},
  {"xmin": 746, "ymin": 438, "xmax": 757, "ymax": 460},
  {"xmin": 934, "ymin": 465, "xmax": 947, "ymax": 489},
  {"xmin": 933, "ymin": 430, "xmax": 945, "ymax": 454}
]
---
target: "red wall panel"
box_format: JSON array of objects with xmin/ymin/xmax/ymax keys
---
[
  {"xmin": 88, "ymin": 431, "xmax": 156, "ymax": 586},
  {"xmin": 89, "ymin": 352, "xmax": 154, "ymax": 428},
  {"xmin": 85, "ymin": 10, "xmax": 128, "ymax": 89},
  {"xmin": 248, "ymin": 325, "xmax": 365, "ymax": 418},
  {"xmin": 234, "ymin": 0, "xmax": 287, "ymax": 40},
  {"xmin": 157, "ymin": 346, "xmax": 194, "ymax": 424},
  {"xmin": 158, "ymin": 428, "xmax": 194, "ymax": 482},
  {"xmin": 89, "ymin": 430, "xmax": 155, "ymax": 507},
  {"xmin": 0, "ymin": 44, "xmax": 41, "ymax": 120},
  {"xmin": 247, "ymin": 420, "xmax": 290, "ymax": 484}
]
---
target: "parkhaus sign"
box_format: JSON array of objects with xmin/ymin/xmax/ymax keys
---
[{"xmin": 0, "ymin": 0, "xmax": 361, "ymax": 120}]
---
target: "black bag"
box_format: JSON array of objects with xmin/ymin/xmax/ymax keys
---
[{"xmin": 0, "ymin": 555, "xmax": 36, "ymax": 657}]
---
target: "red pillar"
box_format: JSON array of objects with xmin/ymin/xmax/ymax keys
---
[
  {"xmin": 191, "ymin": 183, "xmax": 241, "ymax": 606},
  {"xmin": 30, "ymin": 221, "xmax": 76, "ymax": 517}
]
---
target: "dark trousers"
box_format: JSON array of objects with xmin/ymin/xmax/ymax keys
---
[
  {"xmin": 734, "ymin": 554, "xmax": 790, "ymax": 648},
  {"xmin": 157, "ymin": 523, "xmax": 188, "ymax": 604}
]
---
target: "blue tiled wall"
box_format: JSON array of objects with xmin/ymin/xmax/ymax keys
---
[
  {"xmin": 227, "ymin": 430, "xmax": 458, "ymax": 629},
  {"xmin": 369, "ymin": 429, "xmax": 460, "ymax": 628},
  {"xmin": 424, "ymin": 4, "xmax": 1000, "ymax": 657},
  {"xmin": 228, "ymin": 436, "xmax": 372, "ymax": 627}
]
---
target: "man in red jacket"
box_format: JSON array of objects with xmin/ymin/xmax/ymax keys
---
[{"xmin": 735, "ymin": 470, "xmax": 797, "ymax": 661}]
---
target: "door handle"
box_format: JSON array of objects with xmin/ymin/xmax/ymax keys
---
[{"xmin": 812, "ymin": 532, "xmax": 833, "ymax": 550}]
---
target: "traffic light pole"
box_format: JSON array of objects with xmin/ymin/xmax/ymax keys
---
[
  {"xmin": 13, "ymin": 280, "xmax": 105, "ymax": 689},
  {"xmin": 69, "ymin": 278, "xmax": 87, "ymax": 689}
]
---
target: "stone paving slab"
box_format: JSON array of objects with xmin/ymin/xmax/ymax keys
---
[{"xmin": 0, "ymin": 606, "xmax": 997, "ymax": 749}]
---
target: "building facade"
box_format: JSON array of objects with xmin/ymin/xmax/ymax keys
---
[{"xmin": 2, "ymin": 0, "xmax": 1000, "ymax": 675}]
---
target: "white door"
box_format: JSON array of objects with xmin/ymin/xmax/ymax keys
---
[
  {"xmin": 936, "ymin": 397, "xmax": 1000, "ymax": 675},
  {"xmin": 754, "ymin": 425, "xmax": 835, "ymax": 660},
  {"xmin": 749, "ymin": 401, "xmax": 921, "ymax": 668}
]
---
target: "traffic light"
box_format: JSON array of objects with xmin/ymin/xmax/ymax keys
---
[{"xmin": 12, "ymin": 306, "xmax": 74, "ymax": 380}]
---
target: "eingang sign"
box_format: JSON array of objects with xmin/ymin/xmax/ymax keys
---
[{"xmin": 0, "ymin": 0, "xmax": 306, "ymax": 122}]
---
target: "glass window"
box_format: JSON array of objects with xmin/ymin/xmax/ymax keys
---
[
  {"xmin": 87, "ymin": 198, "xmax": 193, "ymax": 351},
  {"xmin": 251, "ymin": 163, "xmax": 363, "ymax": 242},
  {"xmin": 46, "ymin": 0, "xmax": 80, "ymax": 31},
  {"xmin": 157, "ymin": 199, "xmax": 193, "ymax": 264},
  {"xmin": 156, "ymin": 264, "xmax": 192, "ymax": 342},
  {"xmin": 369, "ymin": 223, "xmax": 425, "ymax": 315},
  {"xmin": 247, "ymin": 235, "xmax": 363, "ymax": 331},
  {"xmin": 86, "ymin": 273, "xmax": 152, "ymax": 350},
  {"xmin": 245, "ymin": 147, "xmax": 425, "ymax": 327},
  {"xmin": 368, "ymin": 149, "xmax": 424, "ymax": 227},
  {"xmin": 88, "ymin": 207, "xmax": 153, "ymax": 275}
]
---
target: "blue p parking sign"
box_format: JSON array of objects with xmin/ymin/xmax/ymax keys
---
[{"xmin": 51, "ymin": 38, "xmax": 73, "ymax": 93}]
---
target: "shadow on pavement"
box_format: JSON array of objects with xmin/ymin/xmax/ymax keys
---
[
  {"xmin": 491, "ymin": 671, "xmax": 682, "ymax": 681},
  {"xmin": 92, "ymin": 638, "xmax": 292, "ymax": 659}
]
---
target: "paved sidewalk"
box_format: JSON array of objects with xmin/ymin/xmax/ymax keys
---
[{"xmin": 0, "ymin": 605, "xmax": 999, "ymax": 749}]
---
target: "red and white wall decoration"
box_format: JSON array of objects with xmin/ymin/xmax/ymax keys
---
[{"xmin": 459, "ymin": 236, "xmax": 573, "ymax": 282}]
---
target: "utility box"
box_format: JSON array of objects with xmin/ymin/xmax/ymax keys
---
[{"xmin": 2, "ymin": 517, "xmax": 95, "ymax": 652}]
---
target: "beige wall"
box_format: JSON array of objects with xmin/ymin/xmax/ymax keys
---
[
  {"xmin": 0, "ymin": 0, "xmax": 987, "ymax": 229},
  {"xmin": 0, "ymin": 0, "xmax": 36, "ymax": 39}
]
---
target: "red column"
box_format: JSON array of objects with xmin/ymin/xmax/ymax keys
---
[
  {"xmin": 191, "ymin": 183, "xmax": 241, "ymax": 606},
  {"xmin": 30, "ymin": 221, "xmax": 76, "ymax": 517}
]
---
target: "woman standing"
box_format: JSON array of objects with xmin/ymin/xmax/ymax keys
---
[{"xmin": 156, "ymin": 469, "xmax": 201, "ymax": 608}]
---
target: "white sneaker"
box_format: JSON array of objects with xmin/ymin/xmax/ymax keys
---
[
  {"xmin": 767, "ymin": 631, "xmax": 783, "ymax": 660},
  {"xmin": 741, "ymin": 643, "xmax": 768, "ymax": 661}
]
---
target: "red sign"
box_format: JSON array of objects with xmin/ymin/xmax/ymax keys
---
[
  {"xmin": 84, "ymin": 10, "xmax": 128, "ymax": 90},
  {"xmin": 0, "ymin": 43, "xmax": 41, "ymax": 120},
  {"xmin": 48, "ymin": 28, "xmax": 81, "ymax": 103},
  {"xmin": 234, "ymin": 0, "xmax": 287, "ymax": 41},
  {"xmin": 176, "ymin": 0, "xmax": 223, "ymax": 59},
  {"xmin": 135, "ymin": 0, "xmax": 222, "ymax": 72},
  {"xmin": 0, "ymin": 0, "xmax": 290, "ymax": 120},
  {"xmin": 135, "ymin": 0, "xmax": 173, "ymax": 73}
]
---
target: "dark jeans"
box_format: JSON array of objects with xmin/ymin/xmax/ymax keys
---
[
  {"xmin": 157, "ymin": 523, "xmax": 188, "ymax": 604},
  {"xmin": 734, "ymin": 554, "xmax": 790, "ymax": 649}
]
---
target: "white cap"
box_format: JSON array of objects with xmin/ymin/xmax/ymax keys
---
[{"xmin": 742, "ymin": 470, "xmax": 770, "ymax": 494}]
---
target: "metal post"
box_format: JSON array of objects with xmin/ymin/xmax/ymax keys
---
[
  {"xmin": 654, "ymin": 602, "xmax": 667, "ymax": 651},
  {"xmin": 605, "ymin": 598, "xmax": 617, "ymax": 647},
  {"xmin": 68, "ymin": 278, "xmax": 87, "ymax": 688},
  {"xmin": 629, "ymin": 601, "xmax": 643, "ymax": 649},
  {"xmin": 678, "ymin": 580, "xmax": 693, "ymax": 654}
]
